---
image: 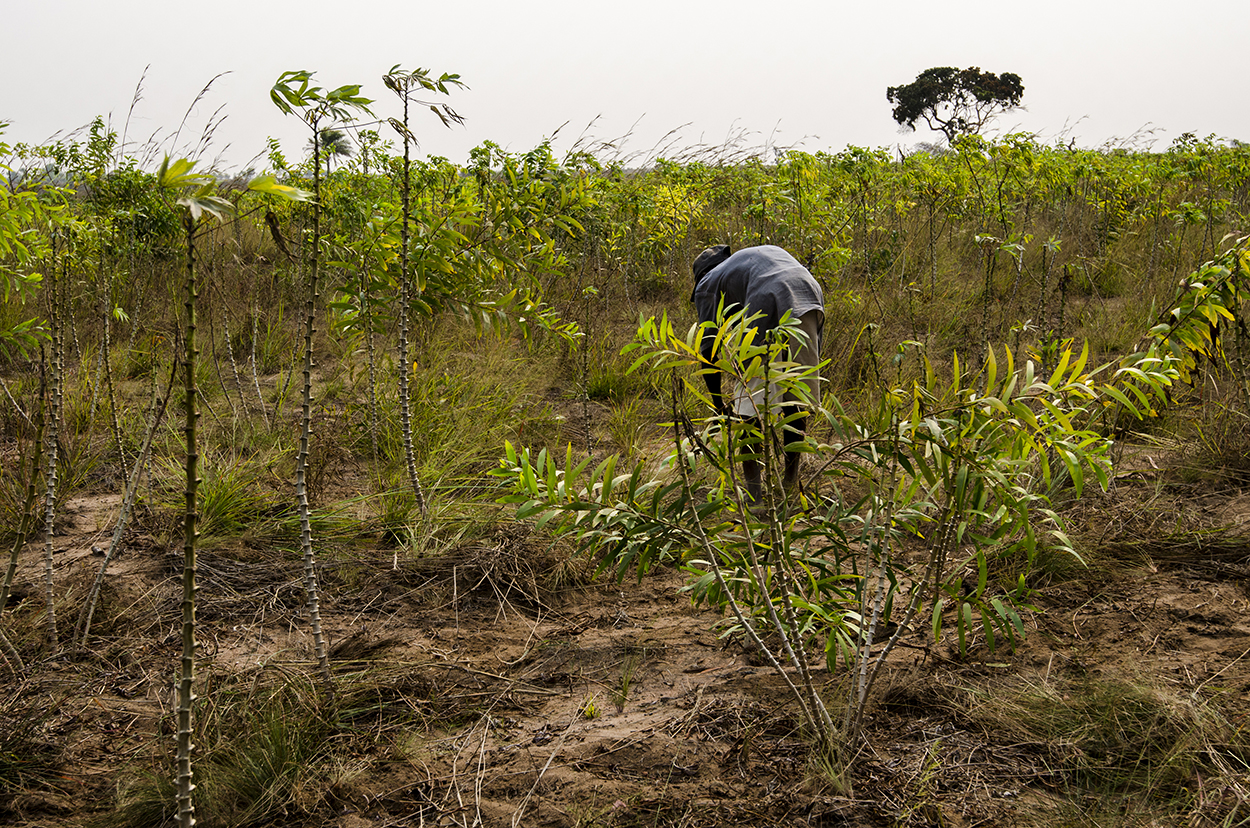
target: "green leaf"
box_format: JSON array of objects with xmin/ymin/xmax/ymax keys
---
[
  {"xmin": 247, "ymin": 174, "xmax": 312, "ymax": 202},
  {"xmin": 177, "ymin": 193, "xmax": 234, "ymax": 222},
  {"xmin": 980, "ymin": 606, "xmax": 996, "ymax": 652},
  {"xmin": 1099, "ymin": 384, "xmax": 1142, "ymax": 417},
  {"xmin": 932, "ymin": 597, "xmax": 946, "ymax": 643},
  {"xmin": 157, "ymin": 156, "xmax": 212, "ymax": 190},
  {"xmin": 1057, "ymin": 446, "xmax": 1085, "ymax": 497},
  {"xmin": 984, "ymin": 345, "xmax": 997, "ymax": 397},
  {"xmin": 1047, "ymin": 343, "xmax": 1071, "ymax": 388},
  {"xmin": 958, "ymin": 601, "xmax": 972, "ymax": 653}
]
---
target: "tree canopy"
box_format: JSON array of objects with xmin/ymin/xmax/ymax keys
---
[{"xmin": 887, "ymin": 67, "xmax": 1025, "ymax": 144}]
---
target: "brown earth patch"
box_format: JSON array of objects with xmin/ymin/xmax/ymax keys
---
[{"xmin": 2, "ymin": 463, "xmax": 1250, "ymax": 827}]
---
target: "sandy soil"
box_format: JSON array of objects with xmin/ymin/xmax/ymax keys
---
[{"xmin": 2, "ymin": 460, "xmax": 1249, "ymax": 827}]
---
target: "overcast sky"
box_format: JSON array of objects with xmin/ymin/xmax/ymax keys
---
[{"xmin": 3, "ymin": 0, "xmax": 1247, "ymax": 172}]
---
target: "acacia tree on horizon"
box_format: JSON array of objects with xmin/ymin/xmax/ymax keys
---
[{"xmin": 887, "ymin": 66, "xmax": 1025, "ymax": 144}]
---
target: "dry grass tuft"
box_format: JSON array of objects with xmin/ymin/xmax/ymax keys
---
[
  {"xmin": 395, "ymin": 522, "xmax": 591, "ymax": 612},
  {"xmin": 0, "ymin": 680, "xmax": 64, "ymax": 812},
  {"xmin": 963, "ymin": 674, "xmax": 1249, "ymax": 825}
]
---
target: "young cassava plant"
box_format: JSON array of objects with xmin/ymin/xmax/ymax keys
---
[
  {"xmin": 155, "ymin": 155, "xmax": 308, "ymax": 828},
  {"xmin": 270, "ymin": 69, "xmax": 373, "ymax": 686},
  {"xmin": 496, "ymin": 301, "xmax": 1182, "ymax": 785},
  {"xmin": 383, "ymin": 65, "xmax": 464, "ymax": 518}
]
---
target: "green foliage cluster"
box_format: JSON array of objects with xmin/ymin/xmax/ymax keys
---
[
  {"xmin": 494, "ymin": 270, "xmax": 1204, "ymax": 757},
  {"xmin": 327, "ymin": 138, "xmax": 588, "ymax": 341},
  {"xmin": 577, "ymin": 130, "xmax": 1247, "ymax": 287},
  {"xmin": 10, "ymin": 123, "xmax": 1235, "ymax": 397},
  {"xmin": 4, "ymin": 74, "xmax": 1250, "ymax": 821}
]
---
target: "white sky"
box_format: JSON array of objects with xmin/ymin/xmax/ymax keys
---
[{"xmin": 3, "ymin": 0, "xmax": 1247, "ymax": 172}]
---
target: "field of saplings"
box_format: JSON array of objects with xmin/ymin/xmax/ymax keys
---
[{"xmin": 2, "ymin": 71, "xmax": 1249, "ymax": 827}]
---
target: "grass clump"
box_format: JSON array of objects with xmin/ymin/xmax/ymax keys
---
[
  {"xmin": 967, "ymin": 675, "xmax": 1249, "ymax": 824},
  {"xmin": 0, "ymin": 684, "xmax": 63, "ymax": 810},
  {"xmin": 98, "ymin": 676, "xmax": 342, "ymax": 828},
  {"xmin": 153, "ymin": 450, "xmax": 285, "ymax": 542},
  {"xmin": 1189, "ymin": 401, "xmax": 1250, "ymax": 484}
]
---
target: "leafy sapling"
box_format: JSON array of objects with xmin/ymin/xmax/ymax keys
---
[
  {"xmin": 154, "ymin": 155, "xmax": 309, "ymax": 828},
  {"xmin": 271, "ymin": 69, "xmax": 373, "ymax": 686},
  {"xmin": 383, "ymin": 65, "xmax": 465, "ymax": 518}
]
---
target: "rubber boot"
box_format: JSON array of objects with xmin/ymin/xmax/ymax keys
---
[
  {"xmin": 783, "ymin": 451, "xmax": 801, "ymax": 491},
  {"xmin": 743, "ymin": 458, "xmax": 763, "ymax": 504}
]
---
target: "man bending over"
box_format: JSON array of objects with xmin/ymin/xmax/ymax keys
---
[{"xmin": 690, "ymin": 244, "xmax": 825, "ymax": 500}]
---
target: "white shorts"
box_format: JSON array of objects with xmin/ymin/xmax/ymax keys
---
[{"xmin": 730, "ymin": 310, "xmax": 822, "ymax": 418}]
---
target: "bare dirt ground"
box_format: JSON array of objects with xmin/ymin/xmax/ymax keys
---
[{"xmin": 3, "ymin": 448, "xmax": 1250, "ymax": 827}]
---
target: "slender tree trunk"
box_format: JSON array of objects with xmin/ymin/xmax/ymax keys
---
[
  {"xmin": 41, "ymin": 246, "xmax": 66, "ymax": 645},
  {"xmin": 927, "ymin": 199, "xmax": 937, "ymax": 296},
  {"xmin": 295, "ymin": 128, "xmax": 334, "ymax": 688},
  {"xmin": 397, "ymin": 91, "xmax": 429, "ymax": 519},
  {"xmin": 222, "ymin": 309, "xmax": 248, "ymax": 417},
  {"xmin": 1, "ymin": 364, "xmax": 46, "ymax": 670},
  {"xmin": 978, "ymin": 244, "xmax": 997, "ymax": 371},
  {"xmin": 176, "ymin": 215, "xmax": 200, "ymax": 828},
  {"xmin": 205, "ymin": 262, "xmax": 237, "ymax": 422},
  {"xmin": 249, "ymin": 307, "xmax": 270, "ymax": 429},
  {"xmin": 100, "ymin": 255, "xmax": 130, "ymax": 493},
  {"xmin": 1038, "ymin": 240, "xmax": 1056, "ymax": 376},
  {"xmin": 362, "ymin": 285, "xmax": 380, "ymax": 465},
  {"xmin": 88, "ymin": 249, "xmax": 104, "ymax": 423},
  {"xmin": 77, "ymin": 360, "xmax": 177, "ymax": 644}
]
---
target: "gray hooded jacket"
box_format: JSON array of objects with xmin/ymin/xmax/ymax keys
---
[
  {"xmin": 691, "ymin": 245, "xmax": 824, "ymax": 410},
  {"xmin": 692, "ymin": 245, "xmax": 824, "ymax": 352}
]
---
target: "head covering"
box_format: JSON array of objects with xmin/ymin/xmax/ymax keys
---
[{"xmin": 691, "ymin": 245, "xmax": 731, "ymax": 297}]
